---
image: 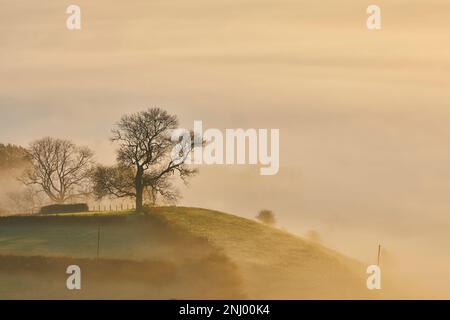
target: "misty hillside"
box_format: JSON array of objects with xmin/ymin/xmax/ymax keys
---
[
  {"xmin": 151, "ymin": 207, "xmax": 373, "ymax": 299},
  {"xmin": 0, "ymin": 207, "xmax": 374, "ymax": 299}
]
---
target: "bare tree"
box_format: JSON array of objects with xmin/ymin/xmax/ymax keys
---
[
  {"xmin": 93, "ymin": 108, "xmax": 197, "ymax": 212},
  {"xmin": 22, "ymin": 137, "xmax": 94, "ymax": 204}
]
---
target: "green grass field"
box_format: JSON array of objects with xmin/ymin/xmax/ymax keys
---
[{"xmin": 0, "ymin": 207, "xmax": 375, "ymax": 299}]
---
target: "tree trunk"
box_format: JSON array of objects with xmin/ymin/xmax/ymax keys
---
[{"xmin": 135, "ymin": 167, "xmax": 144, "ymax": 213}]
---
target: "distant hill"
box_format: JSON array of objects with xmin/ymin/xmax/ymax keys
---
[{"xmin": 0, "ymin": 207, "xmax": 376, "ymax": 299}]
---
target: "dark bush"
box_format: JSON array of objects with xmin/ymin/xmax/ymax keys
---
[
  {"xmin": 39, "ymin": 203, "xmax": 89, "ymax": 215},
  {"xmin": 256, "ymin": 209, "xmax": 276, "ymax": 226}
]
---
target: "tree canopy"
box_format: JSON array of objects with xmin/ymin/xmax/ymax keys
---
[{"xmin": 92, "ymin": 108, "xmax": 198, "ymax": 211}]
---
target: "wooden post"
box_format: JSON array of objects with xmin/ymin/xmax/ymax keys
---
[
  {"xmin": 377, "ymin": 244, "xmax": 381, "ymax": 266},
  {"xmin": 97, "ymin": 224, "xmax": 101, "ymax": 259}
]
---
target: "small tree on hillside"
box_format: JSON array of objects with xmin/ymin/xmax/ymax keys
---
[
  {"xmin": 256, "ymin": 209, "xmax": 276, "ymax": 226},
  {"xmin": 91, "ymin": 108, "xmax": 199, "ymax": 212}
]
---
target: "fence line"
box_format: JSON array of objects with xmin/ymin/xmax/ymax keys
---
[{"xmin": 2, "ymin": 203, "xmax": 136, "ymax": 216}]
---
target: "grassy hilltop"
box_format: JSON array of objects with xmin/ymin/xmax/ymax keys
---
[{"xmin": 0, "ymin": 207, "xmax": 374, "ymax": 299}]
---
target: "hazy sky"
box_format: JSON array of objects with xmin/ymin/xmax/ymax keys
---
[{"xmin": 1, "ymin": 0, "xmax": 450, "ymax": 295}]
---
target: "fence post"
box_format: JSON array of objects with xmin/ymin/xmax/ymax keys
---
[{"xmin": 97, "ymin": 224, "xmax": 101, "ymax": 260}]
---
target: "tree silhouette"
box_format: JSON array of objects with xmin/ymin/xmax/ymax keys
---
[
  {"xmin": 256, "ymin": 209, "xmax": 276, "ymax": 226},
  {"xmin": 92, "ymin": 108, "xmax": 198, "ymax": 212},
  {"xmin": 22, "ymin": 137, "xmax": 94, "ymax": 204}
]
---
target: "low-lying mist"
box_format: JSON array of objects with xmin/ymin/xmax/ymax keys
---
[{"xmin": 0, "ymin": 167, "xmax": 29, "ymax": 215}]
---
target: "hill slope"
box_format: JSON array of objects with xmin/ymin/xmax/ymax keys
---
[
  {"xmin": 151, "ymin": 207, "xmax": 372, "ymax": 299},
  {"xmin": 0, "ymin": 207, "xmax": 374, "ymax": 299}
]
